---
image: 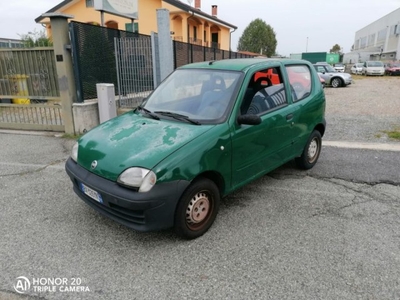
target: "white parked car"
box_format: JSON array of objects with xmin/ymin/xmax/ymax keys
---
[
  {"xmin": 362, "ymin": 61, "xmax": 385, "ymax": 76},
  {"xmin": 350, "ymin": 63, "xmax": 364, "ymax": 75},
  {"xmin": 333, "ymin": 63, "xmax": 345, "ymax": 72}
]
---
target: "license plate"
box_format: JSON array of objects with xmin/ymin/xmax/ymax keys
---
[{"xmin": 80, "ymin": 183, "xmax": 103, "ymax": 203}]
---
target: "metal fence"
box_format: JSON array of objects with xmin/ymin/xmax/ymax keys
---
[
  {"xmin": 0, "ymin": 103, "xmax": 63, "ymax": 131},
  {"xmin": 0, "ymin": 47, "xmax": 63, "ymax": 131},
  {"xmin": 173, "ymin": 41, "xmax": 256, "ymax": 68},
  {"xmin": 70, "ymin": 21, "xmax": 151, "ymax": 103},
  {"xmin": 0, "ymin": 48, "xmax": 60, "ymax": 102},
  {"xmin": 115, "ymin": 37, "xmax": 154, "ymax": 108}
]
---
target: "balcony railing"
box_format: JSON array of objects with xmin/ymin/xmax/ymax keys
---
[
  {"xmin": 189, "ymin": 37, "xmax": 203, "ymax": 46},
  {"xmin": 203, "ymin": 41, "xmax": 220, "ymax": 49}
]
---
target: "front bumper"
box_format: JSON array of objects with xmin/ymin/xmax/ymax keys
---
[
  {"xmin": 65, "ymin": 158, "xmax": 190, "ymax": 232},
  {"xmin": 344, "ymin": 78, "xmax": 352, "ymax": 85},
  {"xmin": 366, "ymin": 71, "xmax": 384, "ymax": 76},
  {"xmin": 388, "ymin": 70, "xmax": 400, "ymax": 75}
]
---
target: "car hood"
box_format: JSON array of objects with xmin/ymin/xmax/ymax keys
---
[{"xmin": 77, "ymin": 111, "xmax": 213, "ymax": 181}]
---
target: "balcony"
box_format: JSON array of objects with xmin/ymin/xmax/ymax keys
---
[
  {"xmin": 189, "ymin": 37, "xmax": 203, "ymax": 46},
  {"xmin": 204, "ymin": 41, "xmax": 220, "ymax": 49}
]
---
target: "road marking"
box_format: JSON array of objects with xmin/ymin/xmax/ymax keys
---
[
  {"xmin": 323, "ymin": 141, "xmax": 400, "ymax": 152},
  {"xmin": 0, "ymin": 161, "xmax": 66, "ymax": 170}
]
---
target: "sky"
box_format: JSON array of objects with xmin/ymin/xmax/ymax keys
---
[{"xmin": 1, "ymin": 0, "xmax": 400, "ymax": 56}]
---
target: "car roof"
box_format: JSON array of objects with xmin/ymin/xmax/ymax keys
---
[{"xmin": 178, "ymin": 58, "xmax": 309, "ymax": 72}]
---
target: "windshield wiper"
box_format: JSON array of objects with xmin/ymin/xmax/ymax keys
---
[
  {"xmin": 154, "ymin": 111, "xmax": 201, "ymax": 125},
  {"xmin": 136, "ymin": 106, "xmax": 160, "ymax": 120}
]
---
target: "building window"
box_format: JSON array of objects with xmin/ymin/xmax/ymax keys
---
[
  {"xmin": 360, "ymin": 37, "xmax": 367, "ymax": 49},
  {"xmin": 125, "ymin": 23, "xmax": 138, "ymax": 33},
  {"xmin": 382, "ymin": 55, "xmax": 386, "ymax": 58},
  {"xmin": 193, "ymin": 26, "xmax": 197, "ymax": 41},
  {"xmin": 86, "ymin": 0, "xmax": 94, "ymax": 7},
  {"xmin": 377, "ymin": 28, "xmax": 387, "ymax": 42}
]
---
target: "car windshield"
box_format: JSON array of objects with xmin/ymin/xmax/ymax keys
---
[
  {"xmin": 335, "ymin": 64, "xmax": 343, "ymax": 67},
  {"xmin": 391, "ymin": 63, "xmax": 400, "ymax": 67},
  {"xmin": 143, "ymin": 69, "xmax": 241, "ymax": 123},
  {"xmin": 324, "ymin": 65, "xmax": 336, "ymax": 72},
  {"xmin": 368, "ymin": 61, "xmax": 383, "ymax": 67}
]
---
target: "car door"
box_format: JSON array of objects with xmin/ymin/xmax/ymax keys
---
[
  {"xmin": 315, "ymin": 65, "xmax": 331, "ymax": 84},
  {"xmin": 230, "ymin": 66, "xmax": 297, "ymax": 188}
]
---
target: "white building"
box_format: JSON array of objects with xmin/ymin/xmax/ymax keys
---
[{"xmin": 344, "ymin": 7, "xmax": 400, "ymax": 64}]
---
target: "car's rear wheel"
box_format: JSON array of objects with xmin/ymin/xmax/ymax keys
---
[
  {"xmin": 295, "ymin": 130, "xmax": 322, "ymax": 170},
  {"xmin": 331, "ymin": 78, "xmax": 342, "ymax": 88},
  {"xmin": 174, "ymin": 178, "xmax": 220, "ymax": 239}
]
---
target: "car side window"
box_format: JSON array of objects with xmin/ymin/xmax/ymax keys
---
[
  {"xmin": 240, "ymin": 67, "xmax": 287, "ymax": 115},
  {"xmin": 286, "ymin": 65, "xmax": 312, "ymax": 102}
]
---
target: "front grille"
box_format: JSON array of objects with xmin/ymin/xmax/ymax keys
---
[
  {"xmin": 109, "ymin": 202, "xmax": 145, "ymax": 223},
  {"xmin": 84, "ymin": 193, "xmax": 146, "ymax": 225},
  {"xmin": 74, "ymin": 179, "xmax": 146, "ymax": 225}
]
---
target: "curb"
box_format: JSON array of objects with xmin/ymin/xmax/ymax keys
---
[
  {"xmin": 323, "ymin": 140, "xmax": 400, "ymax": 152},
  {"xmin": 0, "ymin": 129, "xmax": 63, "ymax": 137}
]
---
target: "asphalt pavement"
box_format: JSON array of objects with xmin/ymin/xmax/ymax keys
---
[{"xmin": 1, "ymin": 131, "xmax": 399, "ymax": 300}]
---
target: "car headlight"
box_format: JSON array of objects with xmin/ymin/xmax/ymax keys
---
[
  {"xmin": 71, "ymin": 142, "xmax": 78, "ymax": 162},
  {"xmin": 117, "ymin": 167, "xmax": 157, "ymax": 192}
]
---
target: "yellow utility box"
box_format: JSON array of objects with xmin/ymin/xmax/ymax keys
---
[{"xmin": 6, "ymin": 74, "xmax": 30, "ymax": 104}]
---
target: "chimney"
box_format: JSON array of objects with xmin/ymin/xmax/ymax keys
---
[
  {"xmin": 211, "ymin": 5, "xmax": 217, "ymax": 17},
  {"xmin": 195, "ymin": 0, "xmax": 201, "ymax": 10}
]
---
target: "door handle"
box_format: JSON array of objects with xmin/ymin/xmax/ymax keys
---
[{"xmin": 286, "ymin": 113, "xmax": 293, "ymax": 120}]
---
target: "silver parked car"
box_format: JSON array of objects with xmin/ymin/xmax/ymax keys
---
[
  {"xmin": 351, "ymin": 63, "xmax": 364, "ymax": 75},
  {"xmin": 313, "ymin": 63, "xmax": 352, "ymax": 88}
]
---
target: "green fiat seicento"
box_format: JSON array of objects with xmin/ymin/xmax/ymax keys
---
[{"xmin": 65, "ymin": 58, "xmax": 326, "ymax": 239}]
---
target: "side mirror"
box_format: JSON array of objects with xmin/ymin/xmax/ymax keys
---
[{"xmin": 237, "ymin": 114, "xmax": 262, "ymax": 125}]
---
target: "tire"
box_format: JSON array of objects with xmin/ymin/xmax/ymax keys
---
[
  {"xmin": 295, "ymin": 130, "xmax": 322, "ymax": 170},
  {"xmin": 174, "ymin": 178, "xmax": 220, "ymax": 239},
  {"xmin": 331, "ymin": 78, "xmax": 342, "ymax": 88}
]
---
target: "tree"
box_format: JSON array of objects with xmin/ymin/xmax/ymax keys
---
[
  {"xmin": 18, "ymin": 29, "xmax": 53, "ymax": 47},
  {"xmin": 329, "ymin": 44, "xmax": 342, "ymax": 53},
  {"xmin": 237, "ymin": 19, "xmax": 277, "ymax": 57}
]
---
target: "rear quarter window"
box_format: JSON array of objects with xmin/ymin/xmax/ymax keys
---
[{"xmin": 286, "ymin": 65, "xmax": 312, "ymax": 102}]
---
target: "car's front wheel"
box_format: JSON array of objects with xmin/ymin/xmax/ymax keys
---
[
  {"xmin": 295, "ymin": 130, "xmax": 322, "ymax": 170},
  {"xmin": 174, "ymin": 178, "xmax": 220, "ymax": 239},
  {"xmin": 331, "ymin": 78, "xmax": 342, "ymax": 88}
]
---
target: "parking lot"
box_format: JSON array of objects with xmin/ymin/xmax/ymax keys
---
[{"xmin": 1, "ymin": 76, "xmax": 400, "ymax": 300}]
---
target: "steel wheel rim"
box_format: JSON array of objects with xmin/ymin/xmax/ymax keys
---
[
  {"xmin": 186, "ymin": 191, "xmax": 212, "ymax": 230},
  {"xmin": 307, "ymin": 138, "xmax": 319, "ymax": 163}
]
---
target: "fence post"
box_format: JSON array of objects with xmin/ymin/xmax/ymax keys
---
[
  {"xmin": 41, "ymin": 13, "xmax": 76, "ymax": 134},
  {"xmin": 151, "ymin": 32, "xmax": 162, "ymax": 87},
  {"xmin": 156, "ymin": 9, "xmax": 174, "ymax": 82}
]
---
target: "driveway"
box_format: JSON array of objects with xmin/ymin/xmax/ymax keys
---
[{"xmin": 1, "ymin": 77, "xmax": 400, "ymax": 300}]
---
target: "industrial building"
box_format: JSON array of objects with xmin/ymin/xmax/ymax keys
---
[{"xmin": 344, "ymin": 7, "xmax": 400, "ymax": 64}]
